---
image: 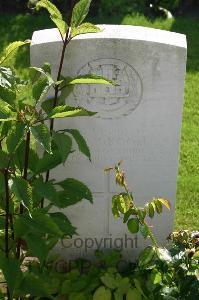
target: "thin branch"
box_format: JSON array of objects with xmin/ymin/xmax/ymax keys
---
[
  {"xmin": 9, "ymin": 214, "xmax": 14, "ymax": 241},
  {"xmin": 4, "ymin": 168, "xmax": 11, "ymax": 300},
  {"xmin": 42, "ymin": 1, "xmax": 75, "ymax": 208},
  {"xmin": 16, "ymin": 130, "xmax": 30, "ymax": 259},
  {"xmin": 4, "ymin": 169, "xmax": 9, "ymax": 258}
]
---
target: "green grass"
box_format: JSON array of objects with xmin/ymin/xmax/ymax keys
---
[
  {"xmin": 120, "ymin": 15, "xmax": 199, "ymax": 231},
  {"xmin": 0, "ymin": 12, "xmax": 198, "ymax": 231}
]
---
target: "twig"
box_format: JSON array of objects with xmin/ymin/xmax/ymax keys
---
[
  {"xmin": 42, "ymin": 0, "xmax": 76, "ymax": 208},
  {"xmin": 4, "ymin": 168, "xmax": 11, "ymax": 300},
  {"xmin": 16, "ymin": 130, "xmax": 30, "ymax": 259}
]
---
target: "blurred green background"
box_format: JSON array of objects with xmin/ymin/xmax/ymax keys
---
[
  {"xmin": 0, "ymin": 0, "xmax": 198, "ymax": 231},
  {"xmin": 0, "ymin": 0, "xmax": 199, "ymax": 16}
]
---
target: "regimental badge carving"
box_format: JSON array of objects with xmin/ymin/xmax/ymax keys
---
[{"xmin": 74, "ymin": 58, "xmax": 143, "ymax": 119}]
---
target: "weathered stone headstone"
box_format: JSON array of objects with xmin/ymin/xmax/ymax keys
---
[{"xmin": 31, "ymin": 25, "xmax": 187, "ymax": 260}]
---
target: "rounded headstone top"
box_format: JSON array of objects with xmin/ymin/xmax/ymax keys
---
[{"xmin": 31, "ymin": 25, "xmax": 187, "ymax": 49}]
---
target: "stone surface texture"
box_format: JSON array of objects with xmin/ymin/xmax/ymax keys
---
[{"xmin": 31, "ymin": 25, "xmax": 187, "ymax": 259}]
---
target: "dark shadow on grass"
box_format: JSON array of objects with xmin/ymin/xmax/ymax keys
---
[
  {"xmin": 171, "ymin": 17, "xmax": 199, "ymax": 72},
  {"xmin": 0, "ymin": 13, "xmax": 53, "ymax": 70},
  {"xmin": 1, "ymin": 13, "xmax": 198, "ymax": 74},
  {"xmin": 88, "ymin": 14, "xmax": 125, "ymax": 25}
]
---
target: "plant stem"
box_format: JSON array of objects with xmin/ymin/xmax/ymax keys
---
[
  {"xmin": 123, "ymin": 180, "xmax": 159, "ymax": 248},
  {"xmin": 143, "ymin": 220, "xmax": 159, "ymax": 248},
  {"xmin": 23, "ymin": 130, "xmax": 31, "ymax": 181},
  {"xmin": 42, "ymin": 1, "xmax": 75, "ymax": 208},
  {"xmin": 44, "ymin": 33, "xmax": 71, "ymax": 193},
  {"xmin": 48, "ymin": 0, "xmax": 75, "ymax": 132},
  {"xmin": 16, "ymin": 130, "xmax": 30, "ymax": 259},
  {"xmin": 4, "ymin": 169, "xmax": 9, "ymax": 258},
  {"xmin": 9, "ymin": 214, "xmax": 14, "ymax": 241},
  {"xmin": 4, "ymin": 168, "xmax": 11, "ymax": 300}
]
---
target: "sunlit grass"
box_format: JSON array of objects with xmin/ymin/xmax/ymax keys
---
[{"xmin": 117, "ymin": 14, "xmax": 199, "ymax": 230}]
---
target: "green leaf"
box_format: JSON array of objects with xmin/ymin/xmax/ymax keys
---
[
  {"xmin": 31, "ymin": 124, "xmax": 52, "ymax": 154},
  {"xmin": 0, "ymin": 252, "xmax": 23, "ymax": 298},
  {"xmin": 29, "ymin": 148, "xmax": 40, "ymax": 173},
  {"xmin": 29, "ymin": 64, "xmax": 53, "ymax": 84},
  {"xmin": 6, "ymin": 123, "xmax": 25, "ymax": 153},
  {"xmin": 112, "ymin": 194, "xmax": 131, "ymax": 218},
  {"xmin": 11, "ymin": 177, "xmax": 33, "ymax": 211},
  {"xmin": 25, "ymin": 234, "xmax": 47, "ymax": 263},
  {"xmin": 19, "ymin": 273, "xmax": 50, "ymax": 297},
  {"xmin": 53, "ymin": 132, "xmax": 72, "ymax": 162},
  {"xmin": 32, "ymin": 76, "xmax": 53, "ymax": 104},
  {"xmin": 36, "ymin": 149, "xmax": 62, "ymax": 174},
  {"xmin": 146, "ymin": 202, "xmax": 155, "ymax": 219},
  {"xmin": 150, "ymin": 270, "xmax": 162, "ymax": 285},
  {"xmin": 0, "ymin": 150, "xmax": 9, "ymax": 169},
  {"xmin": 36, "ymin": 0, "xmax": 67, "ymax": 37},
  {"xmin": 32, "ymin": 177, "xmax": 58, "ymax": 203},
  {"xmin": 51, "ymin": 16, "xmax": 67, "ymax": 38},
  {"xmin": 127, "ymin": 288, "xmax": 142, "ymax": 300},
  {"xmin": 0, "ymin": 40, "xmax": 30, "ymax": 65},
  {"xmin": 61, "ymin": 277, "xmax": 90, "ymax": 295},
  {"xmin": 49, "ymin": 105, "xmax": 96, "ymax": 118},
  {"xmin": 117, "ymin": 194, "xmax": 131, "ymax": 214},
  {"xmin": 58, "ymin": 178, "xmax": 93, "ymax": 203},
  {"xmin": 0, "ymin": 121, "xmax": 12, "ymax": 139},
  {"xmin": 100, "ymin": 273, "xmax": 117, "ymax": 290},
  {"xmin": 112, "ymin": 195, "xmax": 120, "ymax": 218},
  {"xmin": 69, "ymin": 292, "xmax": 88, "ymax": 300},
  {"xmin": 0, "ymin": 99, "xmax": 16, "ymax": 121},
  {"xmin": 14, "ymin": 212, "xmax": 62, "ymax": 237},
  {"xmin": 156, "ymin": 198, "xmax": 171, "ymax": 210},
  {"xmin": 127, "ymin": 218, "xmax": 139, "ymax": 234},
  {"xmin": 0, "ymin": 67, "xmax": 16, "ymax": 88},
  {"xmin": 71, "ymin": 0, "xmax": 91, "ymax": 28},
  {"xmin": 41, "ymin": 97, "xmax": 54, "ymax": 114},
  {"xmin": 72, "ymin": 22, "xmax": 101, "ymax": 37},
  {"xmin": 137, "ymin": 208, "xmax": 146, "ymax": 222},
  {"xmin": 138, "ymin": 246, "xmax": 156, "ymax": 267},
  {"xmin": 36, "ymin": 0, "xmax": 62, "ymax": 20},
  {"xmin": 49, "ymin": 212, "xmax": 76, "ymax": 237},
  {"xmin": 93, "ymin": 286, "xmax": 112, "ymax": 300},
  {"xmin": 15, "ymin": 82, "xmax": 34, "ymax": 106},
  {"xmin": 12, "ymin": 141, "xmax": 26, "ymax": 173},
  {"xmin": 133, "ymin": 279, "xmax": 148, "ymax": 299},
  {"xmin": 117, "ymin": 278, "xmax": 131, "ymax": 294},
  {"xmin": 66, "ymin": 74, "xmax": 116, "ymax": 85},
  {"xmin": 32, "ymin": 211, "xmax": 62, "ymax": 236},
  {"xmin": 154, "ymin": 198, "xmax": 163, "ymax": 214},
  {"xmin": 123, "ymin": 209, "xmax": 133, "ymax": 224},
  {"xmin": 140, "ymin": 224, "xmax": 150, "ymax": 239},
  {"xmin": 14, "ymin": 214, "xmax": 32, "ymax": 237},
  {"xmin": 62, "ymin": 129, "xmax": 91, "ymax": 160},
  {"xmin": 114, "ymin": 289, "xmax": 123, "ymax": 300},
  {"xmin": 0, "ymin": 85, "xmax": 16, "ymax": 105},
  {"xmin": 0, "ymin": 173, "xmax": 5, "ymax": 196},
  {"xmin": 59, "ymin": 82, "xmax": 74, "ymax": 102},
  {"xmin": 25, "ymin": 233, "xmax": 52, "ymax": 264}
]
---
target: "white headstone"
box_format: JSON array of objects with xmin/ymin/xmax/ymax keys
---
[{"xmin": 31, "ymin": 25, "xmax": 187, "ymax": 260}]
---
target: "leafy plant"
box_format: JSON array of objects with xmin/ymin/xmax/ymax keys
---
[
  {"xmin": 105, "ymin": 161, "xmax": 171, "ymax": 248},
  {"xmin": 22, "ymin": 238, "xmax": 198, "ymax": 299},
  {"xmin": 103, "ymin": 162, "xmax": 199, "ymax": 299},
  {"xmin": 0, "ymin": 0, "xmax": 114, "ymax": 298},
  {"xmin": 130, "ymin": 230, "xmax": 199, "ymax": 299}
]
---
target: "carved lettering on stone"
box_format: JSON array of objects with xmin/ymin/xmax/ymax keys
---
[{"xmin": 74, "ymin": 58, "xmax": 143, "ymax": 119}]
